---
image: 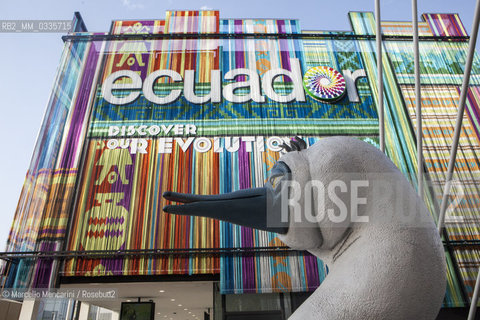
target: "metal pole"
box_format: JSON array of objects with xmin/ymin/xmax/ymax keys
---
[
  {"xmin": 468, "ymin": 267, "xmax": 480, "ymax": 320},
  {"xmin": 375, "ymin": 0, "xmax": 385, "ymax": 152},
  {"xmin": 412, "ymin": 0, "xmax": 423, "ymax": 199},
  {"xmin": 437, "ymin": 0, "xmax": 480, "ymax": 235}
]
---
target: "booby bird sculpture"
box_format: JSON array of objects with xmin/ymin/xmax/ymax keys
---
[{"xmin": 163, "ymin": 136, "xmax": 446, "ymax": 320}]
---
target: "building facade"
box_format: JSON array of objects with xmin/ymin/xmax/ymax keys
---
[{"xmin": 1, "ymin": 9, "xmax": 480, "ymax": 320}]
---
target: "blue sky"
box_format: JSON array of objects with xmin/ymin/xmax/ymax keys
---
[{"xmin": 0, "ymin": 0, "xmax": 477, "ymax": 248}]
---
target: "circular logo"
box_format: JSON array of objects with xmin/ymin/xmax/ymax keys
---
[{"xmin": 303, "ymin": 66, "xmax": 346, "ymax": 102}]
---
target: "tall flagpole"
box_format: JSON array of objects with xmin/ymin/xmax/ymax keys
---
[
  {"xmin": 412, "ymin": 0, "xmax": 423, "ymax": 199},
  {"xmin": 375, "ymin": 0, "xmax": 385, "ymax": 152}
]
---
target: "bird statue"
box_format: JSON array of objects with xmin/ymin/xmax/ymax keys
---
[{"xmin": 163, "ymin": 136, "xmax": 446, "ymax": 320}]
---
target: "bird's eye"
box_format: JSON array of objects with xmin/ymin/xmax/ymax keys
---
[
  {"xmin": 268, "ymin": 161, "xmax": 291, "ymax": 188},
  {"xmin": 270, "ymin": 175, "xmax": 283, "ymax": 188}
]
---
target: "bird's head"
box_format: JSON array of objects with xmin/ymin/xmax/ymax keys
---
[{"xmin": 163, "ymin": 136, "xmax": 371, "ymax": 251}]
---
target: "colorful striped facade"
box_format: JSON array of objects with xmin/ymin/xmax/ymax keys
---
[{"xmin": 3, "ymin": 10, "xmax": 480, "ymax": 309}]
